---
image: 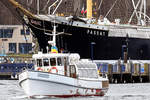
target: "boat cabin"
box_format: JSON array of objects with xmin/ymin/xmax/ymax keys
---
[
  {"xmin": 33, "ymin": 52, "xmax": 70, "ymax": 75},
  {"xmin": 33, "ymin": 52, "xmax": 99, "ymax": 79}
]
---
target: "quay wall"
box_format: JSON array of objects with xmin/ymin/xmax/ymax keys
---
[{"xmin": 95, "ymin": 60, "xmax": 150, "ymax": 83}]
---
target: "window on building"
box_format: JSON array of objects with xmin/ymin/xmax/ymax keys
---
[
  {"xmin": 0, "ymin": 29, "xmax": 3, "ymax": 38},
  {"xmin": 9, "ymin": 43, "xmax": 17, "ymax": 53},
  {"xmin": 0, "ymin": 29, "xmax": 13, "ymax": 38},
  {"xmin": 21, "ymin": 29, "xmax": 30, "ymax": 35},
  {"xmin": 19, "ymin": 43, "xmax": 32, "ymax": 54}
]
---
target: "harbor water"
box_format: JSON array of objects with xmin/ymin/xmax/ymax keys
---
[{"xmin": 1, "ymin": 80, "xmax": 150, "ymax": 100}]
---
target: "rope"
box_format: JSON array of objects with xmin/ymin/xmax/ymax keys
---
[
  {"xmin": 98, "ymin": 0, "xmax": 103, "ymax": 18},
  {"xmin": 28, "ymin": 21, "xmax": 52, "ymax": 33},
  {"xmin": 27, "ymin": 0, "xmax": 33, "ymax": 6},
  {"xmin": 105, "ymin": 0, "xmax": 120, "ymax": 18},
  {"xmin": 98, "ymin": 0, "xmax": 103, "ymax": 10},
  {"xmin": 42, "ymin": 0, "xmax": 51, "ymax": 11}
]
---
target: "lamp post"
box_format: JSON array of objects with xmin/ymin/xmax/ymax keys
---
[{"xmin": 91, "ymin": 42, "xmax": 96, "ymax": 61}]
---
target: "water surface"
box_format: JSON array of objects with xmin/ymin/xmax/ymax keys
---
[{"xmin": 0, "ymin": 80, "xmax": 150, "ymax": 100}]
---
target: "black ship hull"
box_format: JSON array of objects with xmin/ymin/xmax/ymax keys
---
[{"xmin": 27, "ymin": 18, "xmax": 150, "ymax": 60}]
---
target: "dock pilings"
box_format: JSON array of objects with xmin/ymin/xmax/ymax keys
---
[{"xmin": 95, "ymin": 60, "xmax": 150, "ymax": 83}]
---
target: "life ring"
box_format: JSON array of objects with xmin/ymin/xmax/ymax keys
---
[
  {"xmin": 49, "ymin": 67, "xmax": 58, "ymax": 73},
  {"xmin": 37, "ymin": 67, "xmax": 43, "ymax": 71}
]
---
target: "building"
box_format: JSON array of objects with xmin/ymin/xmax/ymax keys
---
[{"xmin": 0, "ymin": 25, "xmax": 33, "ymax": 54}]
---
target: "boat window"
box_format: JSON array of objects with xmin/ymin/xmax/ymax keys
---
[
  {"xmin": 70, "ymin": 65, "xmax": 76, "ymax": 73},
  {"xmin": 43, "ymin": 58, "xmax": 49, "ymax": 66},
  {"xmin": 33, "ymin": 60, "xmax": 36, "ymax": 66},
  {"xmin": 64, "ymin": 57, "xmax": 69, "ymax": 65},
  {"xmin": 50, "ymin": 58, "xmax": 56, "ymax": 66},
  {"xmin": 61, "ymin": 58, "xmax": 64, "ymax": 65},
  {"xmin": 57, "ymin": 58, "xmax": 62, "ymax": 66},
  {"xmin": 37, "ymin": 59, "xmax": 42, "ymax": 67},
  {"xmin": 70, "ymin": 65, "xmax": 76, "ymax": 78}
]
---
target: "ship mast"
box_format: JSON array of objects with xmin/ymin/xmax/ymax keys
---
[
  {"xmin": 87, "ymin": 0, "xmax": 93, "ymax": 18},
  {"xmin": 8, "ymin": 0, "xmax": 36, "ymax": 18}
]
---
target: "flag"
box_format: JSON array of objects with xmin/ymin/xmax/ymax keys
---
[
  {"xmin": 51, "ymin": 46, "xmax": 58, "ymax": 53},
  {"xmin": 84, "ymin": 10, "xmax": 87, "ymax": 14},
  {"xmin": 81, "ymin": 5, "xmax": 84, "ymax": 14}
]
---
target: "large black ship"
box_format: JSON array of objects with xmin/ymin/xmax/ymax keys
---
[{"xmin": 2, "ymin": 0, "xmax": 150, "ymax": 60}]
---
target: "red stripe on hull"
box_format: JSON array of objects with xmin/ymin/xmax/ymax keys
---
[{"xmin": 30, "ymin": 93, "xmax": 105, "ymax": 98}]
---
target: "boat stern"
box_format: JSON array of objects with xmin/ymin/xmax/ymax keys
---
[{"xmin": 101, "ymin": 80, "xmax": 109, "ymax": 95}]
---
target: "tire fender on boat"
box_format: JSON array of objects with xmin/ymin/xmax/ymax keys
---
[{"xmin": 49, "ymin": 67, "xmax": 58, "ymax": 73}]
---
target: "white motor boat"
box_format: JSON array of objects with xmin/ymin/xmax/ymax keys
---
[{"xmin": 19, "ymin": 24, "xmax": 109, "ymax": 98}]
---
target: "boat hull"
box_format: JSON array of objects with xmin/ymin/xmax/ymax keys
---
[
  {"xmin": 26, "ymin": 17, "xmax": 150, "ymax": 60},
  {"xmin": 19, "ymin": 71, "xmax": 108, "ymax": 98}
]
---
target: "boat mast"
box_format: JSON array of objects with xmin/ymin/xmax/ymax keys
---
[
  {"xmin": 53, "ymin": 23, "xmax": 56, "ymax": 47},
  {"xmin": 48, "ymin": 22, "xmax": 56, "ymax": 47},
  {"xmin": 47, "ymin": 20, "xmax": 59, "ymax": 53}
]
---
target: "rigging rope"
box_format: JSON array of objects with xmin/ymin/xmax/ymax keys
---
[
  {"xmin": 28, "ymin": 22, "xmax": 52, "ymax": 33},
  {"xmin": 104, "ymin": 0, "xmax": 120, "ymax": 18},
  {"xmin": 98, "ymin": 0, "xmax": 103, "ymax": 18},
  {"xmin": 98, "ymin": 0, "xmax": 103, "ymax": 10},
  {"xmin": 27, "ymin": 0, "xmax": 33, "ymax": 6},
  {"xmin": 42, "ymin": 0, "xmax": 51, "ymax": 11},
  {"xmin": 0, "ymin": 0, "xmax": 22, "ymax": 23}
]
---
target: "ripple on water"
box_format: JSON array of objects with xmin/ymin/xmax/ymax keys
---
[
  {"xmin": 1, "ymin": 80, "xmax": 150, "ymax": 100},
  {"xmin": 0, "ymin": 83, "xmax": 6, "ymax": 85}
]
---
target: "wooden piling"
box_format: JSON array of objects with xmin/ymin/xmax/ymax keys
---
[{"xmin": 148, "ymin": 64, "xmax": 150, "ymax": 82}]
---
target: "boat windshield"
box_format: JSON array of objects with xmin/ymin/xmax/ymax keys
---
[
  {"xmin": 57, "ymin": 57, "xmax": 62, "ymax": 66},
  {"xmin": 36, "ymin": 57, "xmax": 67, "ymax": 67},
  {"xmin": 43, "ymin": 58, "xmax": 49, "ymax": 66},
  {"xmin": 76, "ymin": 62, "xmax": 98, "ymax": 79},
  {"xmin": 50, "ymin": 58, "xmax": 56, "ymax": 66}
]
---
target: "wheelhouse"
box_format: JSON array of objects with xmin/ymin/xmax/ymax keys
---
[
  {"xmin": 33, "ymin": 52, "xmax": 99, "ymax": 79},
  {"xmin": 33, "ymin": 52, "xmax": 69, "ymax": 75}
]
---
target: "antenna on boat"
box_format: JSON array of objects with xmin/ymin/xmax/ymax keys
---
[
  {"xmin": 48, "ymin": 19, "xmax": 58, "ymax": 53},
  {"xmin": 46, "ymin": 16, "xmax": 71, "ymax": 53}
]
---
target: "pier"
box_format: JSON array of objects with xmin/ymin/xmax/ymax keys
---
[
  {"xmin": 95, "ymin": 60, "xmax": 150, "ymax": 83},
  {"xmin": 0, "ymin": 56, "xmax": 33, "ymax": 79},
  {"xmin": 1, "ymin": 55, "xmax": 150, "ymax": 83}
]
